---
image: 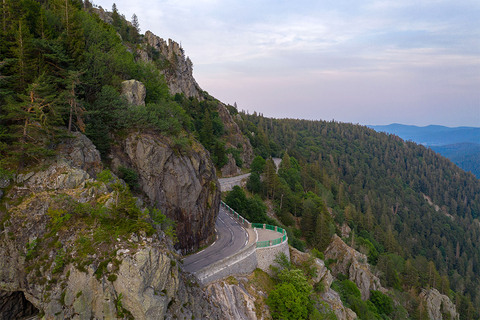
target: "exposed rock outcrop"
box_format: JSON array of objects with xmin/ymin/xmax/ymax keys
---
[
  {"xmin": 221, "ymin": 153, "xmax": 242, "ymax": 177},
  {"xmin": 206, "ymin": 280, "xmax": 262, "ymax": 320},
  {"xmin": 142, "ymin": 31, "xmax": 202, "ymax": 99},
  {"xmin": 121, "ymin": 79, "xmax": 146, "ymax": 106},
  {"xmin": 290, "ymin": 248, "xmax": 334, "ymax": 287},
  {"xmin": 321, "ymin": 288, "xmax": 358, "ymax": 320},
  {"xmin": 110, "ymin": 132, "xmax": 220, "ymax": 253},
  {"xmin": 324, "ymin": 234, "xmax": 384, "ymax": 300},
  {"xmin": 217, "ymin": 103, "xmax": 254, "ymax": 172},
  {"xmin": 0, "ymin": 291, "xmax": 38, "ymax": 319},
  {"xmin": 420, "ymin": 288, "xmax": 459, "ymax": 320},
  {"xmin": 290, "ymin": 248, "xmax": 357, "ymax": 320},
  {"xmin": 57, "ymin": 131, "xmax": 102, "ymax": 177},
  {"xmin": 0, "ymin": 133, "xmax": 225, "ymax": 319}
]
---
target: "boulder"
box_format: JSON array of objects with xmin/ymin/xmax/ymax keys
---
[
  {"xmin": 324, "ymin": 234, "xmax": 383, "ymax": 300},
  {"xmin": 419, "ymin": 288, "xmax": 459, "ymax": 320},
  {"xmin": 121, "ymin": 79, "xmax": 146, "ymax": 106},
  {"xmin": 111, "ymin": 132, "xmax": 220, "ymax": 253}
]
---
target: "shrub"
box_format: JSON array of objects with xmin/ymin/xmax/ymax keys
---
[
  {"xmin": 267, "ymin": 268, "xmax": 313, "ymax": 320},
  {"xmin": 369, "ymin": 290, "xmax": 393, "ymax": 316},
  {"xmin": 118, "ymin": 166, "xmax": 139, "ymax": 190}
]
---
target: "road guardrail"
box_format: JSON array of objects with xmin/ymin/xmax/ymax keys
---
[{"xmin": 221, "ymin": 201, "xmax": 287, "ymax": 248}]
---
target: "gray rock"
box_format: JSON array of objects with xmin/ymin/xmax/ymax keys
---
[
  {"xmin": 217, "ymin": 102, "xmax": 254, "ymax": 169},
  {"xmin": 205, "ymin": 281, "xmax": 263, "ymax": 320},
  {"xmin": 420, "ymin": 288, "xmax": 459, "ymax": 320},
  {"xmin": 320, "ymin": 288, "xmax": 357, "ymax": 320},
  {"xmin": 221, "ymin": 154, "xmax": 241, "ymax": 177},
  {"xmin": 57, "ymin": 132, "xmax": 102, "ymax": 177},
  {"xmin": 0, "ymin": 130, "xmax": 226, "ymax": 319},
  {"xmin": 111, "ymin": 132, "xmax": 220, "ymax": 253},
  {"xmin": 141, "ymin": 31, "xmax": 202, "ymax": 99},
  {"xmin": 121, "ymin": 79, "xmax": 146, "ymax": 106},
  {"xmin": 324, "ymin": 234, "xmax": 384, "ymax": 300},
  {"xmin": 0, "ymin": 290, "xmax": 38, "ymax": 319},
  {"xmin": 0, "ymin": 178, "xmax": 10, "ymax": 188}
]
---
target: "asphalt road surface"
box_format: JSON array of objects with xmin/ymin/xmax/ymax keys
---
[{"xmin": 182, "ymin": 205, "xmax": 248, "ymax": 273}]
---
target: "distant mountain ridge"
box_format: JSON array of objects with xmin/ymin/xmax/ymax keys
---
[
  {"xmin": 369, "ymin": 124, "xmax": 480, "ymax": 178},
  {"xmin": 369, "ymin": 123, "xmax": 480, "ymax": 146}
]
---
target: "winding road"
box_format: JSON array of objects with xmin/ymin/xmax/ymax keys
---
[
  {"xmin": 182, "ymin": 205, "xmax": 248, "ymax": 273},
  {"xmin": 183, "ymin": 159, "xmax": 283, "ymax": 274}
]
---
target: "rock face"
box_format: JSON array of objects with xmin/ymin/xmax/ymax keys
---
[
  {"xmin": 420, "ymin": 288, "xmax": 459, "ymax": 320},
  {"xmin": 121, "ymin": 79, "xmax": 146, "ymax": 106},
  {"xmin": 0, "ymin": 133, "xmax": 224, "ymax": 319},
  {"xmin": 57, "ymin": 131, "xmax": 102, "ymax": 177},
  {"xmin": 0, "ymin": 291, "xmax": 38, "ymax": 319},
  {"xmin": 142, "ymin": 31, "xmax": 202, "ymax": 99},
  {"xmin": 206, "ymin": 280, "xmax": 263, "ymax": 320},
  {"xmin": 289, "ymin": 248, "xmax": 357, "ymax": 320},
  {"xmin": 221, "ymin": 153, "xmax": 242, "ymax": 177},
  {"xmin": 217, "ymin": 103, "xmax": 254, "ymax": 172},
  {"xmin": 324, "ymin": 234, "xmax": 383, "ymax": 300},
  {"xmin": 110, "ymin": 132, "xmax": 220, "ymax": 253}
]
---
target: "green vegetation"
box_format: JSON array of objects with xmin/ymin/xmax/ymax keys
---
[
  {"xmin": 225, "ymin": 186, "xmax": 272, "ymax": 224},
  {"xmin": 115, "ymin": 293, "xmax": 133, "ymax": 320},
  {"xmin": 267, "ymin": 253, "xmax": 336, "ymax": 320},
  {"xmin": 0, "ymin": 0, "xmax": 234, "ymax": 171},
  {"xmin": 235, "ymin": 112, "xmax": 480, "ymax": 318},
  {"xmin": 1, "ymin": 1, "xmax": 479, "ymax": 318},
  {"xmin": 22, "ymin": 169, "xmax": 177, "ymax": 288}
]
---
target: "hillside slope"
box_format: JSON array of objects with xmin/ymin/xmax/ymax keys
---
[
  {"xmin": 233, "ymin": 114, "xmax": 480, "ymax": 318},
  {"xmin": 370, "ymin": 124, "xmax": 480, "ymax": 178}
]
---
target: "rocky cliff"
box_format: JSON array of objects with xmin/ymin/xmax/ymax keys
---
[
  {"xmin": 110, "ymin": 132, "xmax": 220, "ymax": 253},
  {"xmin": 218, "ymin": 103, "xmax": 254, "ymax": 173},
  {"xmin": 0, "ymin": 133, "xmax": 224, "ymax": 319},
  {"xmin": 121, "ymin": 79, "xmax": 146, "ymax": 106},
  {"xmin": 206, "ymin": 278, "xmax": 267, "ymax": 320},
  {"xmin": 290, "ymin": 248, "xmax": 357, "ymax": 320},
  {"xmin": 420, "ymin": 288, "xmax": 459, "ymax": 320},
  {"xmin": 324, "ymin": 234, "xmax": 384, "ymax": 300},
  {"xmin": 141, "ymin": 31, "xmax": 202, "ymax": 99}
]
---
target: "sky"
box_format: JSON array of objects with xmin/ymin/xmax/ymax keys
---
[{"xmin": 92, "ymin": 0, "xmax": 480, "ymax": 127}]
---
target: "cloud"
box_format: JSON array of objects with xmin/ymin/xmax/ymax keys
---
[{"xmin": 92, "ymin": 0, "xmax": 480, "ymax": 126}]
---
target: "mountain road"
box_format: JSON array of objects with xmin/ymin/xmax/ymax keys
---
[{"xmin": 182, "ymin": 205, "xmax": 248, "ymax": 273}]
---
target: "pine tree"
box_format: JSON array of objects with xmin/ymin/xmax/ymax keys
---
[
  {"xmin": 63, "ymin": 70, "xmax": 84, "ymax": 132},
  {"xmin": 1, "ymin": 74, "xmax": 59, "ymax": 168},
  {"xmin": 131, "ymin": 13, "xmax": 140, "ymax": 33},
  {"xmin": 264, "ymin": 158, "xmax": 278, "ymax": 199},
  {"xmin": 11, "ymin": 19, "xmax": 33, "ymax": 91}
]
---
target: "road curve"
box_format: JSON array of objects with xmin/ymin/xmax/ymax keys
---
[{"xmin": 182, "ymin": 206, "xmax": 248, "ymax": 273}]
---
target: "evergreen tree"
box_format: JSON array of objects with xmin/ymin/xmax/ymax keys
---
[{"xmin": 1, "ymin": 74, "xmax": 59, "ymax": 168}]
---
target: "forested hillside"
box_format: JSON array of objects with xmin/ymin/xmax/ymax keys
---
[
  {"xmin": 0, "ymin": 0, "xmax": 240, "ymax": 173},
  {"xmin": 228, "ymin": 112, "xmax": 480, "ymax": 318},
  {"xmin": 1, "ymin": 1, "xmax": 479, "ymax": 319},
  {"xmin": 370, "ymin": 124, "xmax": 480, "ymax": 178}
]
